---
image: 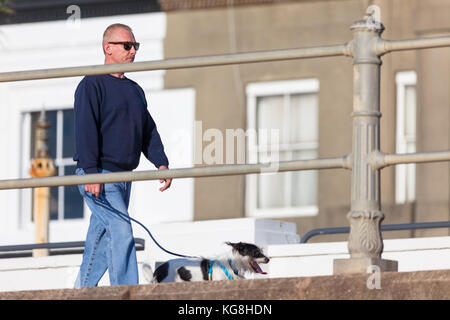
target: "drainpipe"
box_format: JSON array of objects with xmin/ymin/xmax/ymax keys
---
[
  {"xmin": 333, "ymin": 6, "xmax": 398, "ymax": 274},
  {"xmin": 29, "ymin": 109, "xmax": 56, "ymax": 257}
]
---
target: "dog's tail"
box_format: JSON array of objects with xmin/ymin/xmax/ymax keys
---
[{"xmin": 142, "ymin": 263, "xmax": 155, "ymax": 283}]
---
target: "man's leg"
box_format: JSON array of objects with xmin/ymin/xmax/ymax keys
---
[
  {"xmin": 74, "ymin": 168, "xmax": 109, "ymax": 287},
  {"xmin": 89, "ymin": 178, "xmax": 138, "ymax": 286},
  {"xmin": 75, "ymin": 211, "xmax": 109, "ymax": 287}
]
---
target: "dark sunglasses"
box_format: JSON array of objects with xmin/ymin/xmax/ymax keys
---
[{"xmin": 108, "ymin": 41, "xmax": 140, "ymax": 51}]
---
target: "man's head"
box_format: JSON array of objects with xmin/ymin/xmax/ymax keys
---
[{"xmin": 102, "ymin": 23, "xmax": 139, "ymax": 65}]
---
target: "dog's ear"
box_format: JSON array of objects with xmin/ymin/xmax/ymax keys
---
[
  {"xmin": 225, "ymin": 242, "xmax": 238, "ymax": 250},
  {"xmin": 226, "ymin": 242, "xmax": 248, "ymax": 253},
  {"xmin": 236, "ymin": 242, "xmax": 245, "ymax": 249}
]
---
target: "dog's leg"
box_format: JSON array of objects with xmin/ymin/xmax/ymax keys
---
[
  {"xmin": 153, "ymin": 262, "xmax": 169, "ymax": 283},
  {"xmin": 177, "ymin": 267, "xmax": 192, "ymax": 282},
  {"xmin": 201, "ymin": 259, "xmax": 211, "ymax": 281}
]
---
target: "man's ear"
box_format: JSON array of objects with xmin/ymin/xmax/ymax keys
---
[{"xmin": 103, "ymin": 42, "xmax": 111, "ymax": 55}]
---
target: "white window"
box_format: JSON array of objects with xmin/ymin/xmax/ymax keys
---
[
  {"xmin": 395, "ymin": 71, "xmax": 417, "ymax": 204},
  {"xmin": 246, "ymin": 79, "xmax": 319, "ymax": 217},
  {"xmin": 23, "ymin": 108, "xmax": 84, "ymax": 221}
]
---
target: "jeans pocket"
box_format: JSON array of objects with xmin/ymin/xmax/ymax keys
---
[
  {"xmin": 103, "ymin": 181, "xmax": 124, "ymax": 193},
  {"xmin": 75, "ymin": 168, "xmax": 86, "ymax": 195}
]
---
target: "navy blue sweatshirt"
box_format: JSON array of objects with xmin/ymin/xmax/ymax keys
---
[{"xmin": 73, "ymin": 74, "xmax": 169, "ymax": 174}]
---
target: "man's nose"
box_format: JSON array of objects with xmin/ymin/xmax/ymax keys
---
[{"xmin": 130, "ymin": 47, "xmax": 136, "ymax": 55}]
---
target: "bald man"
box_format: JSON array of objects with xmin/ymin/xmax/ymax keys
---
[{"xmin": 73, "ymin": 23, "xmax": 171, "ymax": 287}]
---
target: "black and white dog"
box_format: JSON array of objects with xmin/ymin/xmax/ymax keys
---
[{"xmin": 151, "ymin": 242, "xmax": 270, "ymax": 283}]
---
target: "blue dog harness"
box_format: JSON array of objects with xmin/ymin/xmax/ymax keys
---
[{"xmin": 208, "ymin": 259, "xmax": 239, "ymax": 280}]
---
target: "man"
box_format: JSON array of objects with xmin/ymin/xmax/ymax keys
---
[{"xmin": 73, "ymin": 23, "xmax": 171, "ymax": 287}]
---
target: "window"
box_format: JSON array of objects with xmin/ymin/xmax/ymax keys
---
[
  {"xmin": 395, "ymin": 71, "xmax": 417, "ymax": 204},
  {"xmin": 28, "ymin": 109, "xmax": 84, "ymax": 220},
  {"xmin": 246, "ymin": 79, "xmax": 319, "ymax": 217}
]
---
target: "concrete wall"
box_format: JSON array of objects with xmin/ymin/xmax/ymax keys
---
[
  {"xmin": 4, "ymin": 269, "xmax": 450, "ymax": 300},
  {"xmin": 1, "ymin": 222, "xmax": 449, "ymax": 292},
  {"xmin": 269, "ymin": 236, "xmax": 450, "ymax": 278}
]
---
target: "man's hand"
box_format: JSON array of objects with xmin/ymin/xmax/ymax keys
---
[
  {"xmin": 158, "ymin": 165, "xmax": 172, "ymax": 192},
  {"xmin": 85, "ymin": 183, "xmax": 103, "ymax": 198}
]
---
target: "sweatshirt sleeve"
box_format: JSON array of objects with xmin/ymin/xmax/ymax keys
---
[
  {"xmin": 74, "ymin": 78, "xmax": 101, "ymax": 174},
  {"xmin": 142, "ymin": 111, "xmax": 169, "ymax": 169}
]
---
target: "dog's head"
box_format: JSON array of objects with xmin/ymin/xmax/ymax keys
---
[{"xmin": 225, "ymin": 242, "xmax": 270, "ymax": 275}]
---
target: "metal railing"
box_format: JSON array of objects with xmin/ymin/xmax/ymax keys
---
[
  {"xmin": 0, "ymin": 36, "xmax": 449, "ymax": 83},
  {"xmin": 300, "ymin": 221, "xmax": 450, "ymax": 243},
  {"xmin": 0, "ymin": 238, "xmax": 145, "ymax": 259},
  {"xmin": 0, "ymin": 5, "xmax": 449, "ymax": 273},
  {"xmin": 0, "ymin": 157, "xmax": 351, "ymax": 190}
]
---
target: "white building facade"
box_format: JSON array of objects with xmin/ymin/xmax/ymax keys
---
[{"xmin": 0, "ymin": 12, "xmax": 195, "ymax": 246}]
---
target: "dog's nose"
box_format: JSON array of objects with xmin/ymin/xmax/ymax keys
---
[{"xmin": 265, "ymin": 257, "xmax": 270, "ymax": 263}]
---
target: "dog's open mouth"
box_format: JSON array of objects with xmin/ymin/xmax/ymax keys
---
[{"xmin": 250, "ymin": 261, "xmax": 267, "ymax": 274}]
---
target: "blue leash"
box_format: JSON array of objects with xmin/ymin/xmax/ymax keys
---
[
  {"xmin": 88, "ymin": 193, "xmax": 197, "ymax": 259},
  {"xmin": 127, "ymin": 214, "xmax": 198, "ymax": 259}
]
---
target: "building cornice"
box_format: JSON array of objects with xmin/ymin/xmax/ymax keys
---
[
  {"xmin": 0, "ymin": 0, "xmax": 161, "ymax": 25},
  {"xmin": 0, "ymin": 0, "xmax": 314, "ymax": 25}
]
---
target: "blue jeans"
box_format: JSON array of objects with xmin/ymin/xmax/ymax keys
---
[{"xmin": 74, "ymin": 168, "xmax": 138, "ymax": 287}]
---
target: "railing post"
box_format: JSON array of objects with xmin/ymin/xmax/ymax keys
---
[
  {"xmin": 29, "ymin": 109, "xmax": 56, "ymax": 257},
  {"xmin": 334, "ymin": 6, "xmax": 398, "ymax": 274}
]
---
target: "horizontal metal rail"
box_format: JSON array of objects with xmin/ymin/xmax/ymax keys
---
[
  {"xmin": 0, "ymin": 44, "xmax": 350, "ymax": 82},
  {"xmin": 300, "ymin": 221, "xmax": 450, "ymax": 243},
  {"xmin": 379, "ymin": 36, "xmax": 450, "ymax": 54},
  {"xmin": 0, "ymin": 238, "xmax": 145, "ymax": 258},
  {"xmin": 373, "ymin": 150, "xmax": 450, "ymax": 169},
  {"xmin": 0, "ymin": 238, "xmax": 145, "ymax": 252},
  {"xmin": 0, "ymin": 35, "xmax": 448, "ymax": 83},
  {"xmin": 0, "ymin": 157, "xmax": 351, "ymax": 190},
  {"xmin": 1, "ymin": 150, "xmax": 449, "ymax": 190}
]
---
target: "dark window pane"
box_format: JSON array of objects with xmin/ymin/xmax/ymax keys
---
[
  {"xmin": 63, "ymin": 109, "xmax": 76, "ymax": 159},
  {"xmin": 49, "ymin": 186, "xmax": 59, "ymax": 220},
  {"xmin": 64, "ymin": 165, "xmax": 84, "ymax": 219},
  {"xmin": 30, "ymin": 111, "xmax": 57, "ymax": 160}
]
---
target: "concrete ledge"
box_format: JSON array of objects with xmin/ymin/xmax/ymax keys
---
[
  {"xmin": 333, "ymin": 257, "xmax": 398, "ymax": 274},
  {"xmin": 1, "ymin": 269, "xmax": 450, "ymax": 300}
]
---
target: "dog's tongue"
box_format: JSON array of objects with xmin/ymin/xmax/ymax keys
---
[{"xmin": 251, "ymin": 261, "xmax": 267, "ymax": 274}]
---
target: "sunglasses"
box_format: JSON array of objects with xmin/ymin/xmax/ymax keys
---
[{"xmin": 108, "ymin": 41, "xmax": 140, "ymax": 51}]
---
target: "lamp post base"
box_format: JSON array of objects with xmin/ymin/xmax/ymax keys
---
[{"xmin": 333, "ymin": 257, "xmax": 398, "ymax": 275}]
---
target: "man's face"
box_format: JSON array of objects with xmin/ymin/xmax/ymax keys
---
[{"xmin": 104, "ymin": 28, "xmax": 137, "ymax": 64}]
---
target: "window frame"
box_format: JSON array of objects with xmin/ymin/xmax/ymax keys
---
[
  {"xmin": 395, "ymin": 71, "xmax": 417, "ymax": 204},
  {"xmin": 20, "ymin": 105, "xmax": 88, "ymax": 228},
  {"xmin": 245, "ymin": 79, "xmax": 319, "ymax": 218}
]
